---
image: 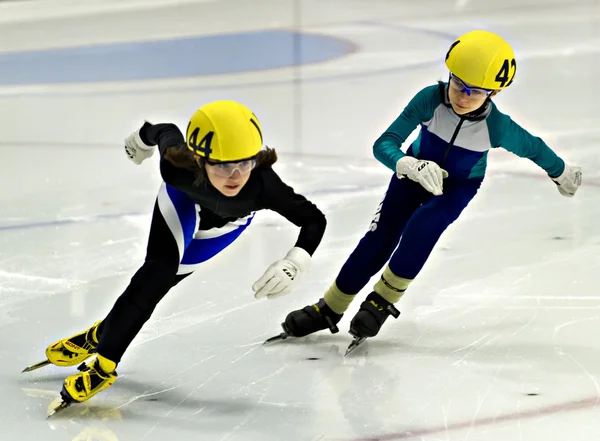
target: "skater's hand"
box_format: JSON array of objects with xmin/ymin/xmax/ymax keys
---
[
  {"xmin": 396, "ymin": 156, "xmax": 448, "ymax": 196},
  {"xmin": 253, "ymin": 247, "xmax": 311, "ymax": 300},
  {"xmin": 551, "ymin": 163, "xmax": 581, "ymax": 197},
  {"xmin": 124, "ymin": 124, "xmax": 156, "ymax": 165}
]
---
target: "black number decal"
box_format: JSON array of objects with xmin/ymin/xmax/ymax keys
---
[
  {"xmin": 188, "ymin": 126, "xmax": 199, "ymax": 149},
  {"xmin": 445, "ymin": 40, "xmax": 460, "ymax": 61},
  {"xmin": 188, "ymin": 127, "xmax": 214, "ymax": 158},
  {"xmin": 506, "ymin": 59, "xmax": 517, "ymax": 87},
  {"xmin": 250, "ymin": 115, "xmax": 263, "ymax": 143},
  {"xmin": 496, "ymin": 58, "xmax": 517, "ymax": 87},
  {"xmin": 495, "ymin": 60, "xmax": 510, "ymax": 87}
]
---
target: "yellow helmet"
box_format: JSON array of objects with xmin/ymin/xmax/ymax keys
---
[
  {"xmin": 186, "ymin": 100, "xmax": 263, "ymax": 162},
  {"xmin": 445, "ymin": 30, "xmax": 516, "ymax": 90}
]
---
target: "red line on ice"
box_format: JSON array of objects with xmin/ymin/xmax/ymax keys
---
[{"xmin": 350, "ymin": 396, "xmax": 600, "ymax": 441}]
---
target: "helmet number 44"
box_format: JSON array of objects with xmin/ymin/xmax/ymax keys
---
[{"xmin": 187, "ymin": 125, "xmax": 215, "ymax": 158}]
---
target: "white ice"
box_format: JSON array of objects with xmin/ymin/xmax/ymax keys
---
[{"xmin": 1, "ymin": 0, "xmax": 600, "ymax": 440}]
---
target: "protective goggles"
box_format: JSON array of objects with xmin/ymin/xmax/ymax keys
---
[
  {"xmin": 205, "ymin": 158, "xmax": 257, "ymax": 178},
  {"xmin": 449, "ymin": 74, "xmax": 494, "ymax": 98}
]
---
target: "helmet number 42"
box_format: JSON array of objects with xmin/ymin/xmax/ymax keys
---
[{"xmin": 496, "ymin": 59, "xmax": 517, "ymax": 88}]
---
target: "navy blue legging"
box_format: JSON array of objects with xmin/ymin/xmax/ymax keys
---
[{"xmin": 335, "ymin": 174, "xmax": 482, "ymax": 295}]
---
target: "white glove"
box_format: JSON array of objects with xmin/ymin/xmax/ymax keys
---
[
  {"xmin": 551, "ymin": 163, "xmax": 582, "ymax": 197},
  {"xmin": 396, "ymin": 156, "xmax": 449, "ymax": 196},
  {"xmin": 252, "ymin": 247, "xmax": 311, "ymax": 300},
  {"xmin": 124, "ymin": 125, "xmax": 155, "ymax": 165}
]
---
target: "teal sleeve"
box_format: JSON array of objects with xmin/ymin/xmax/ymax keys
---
[
  {"xmin": 373, "ymin": 84, "xmax": 440, "ymax": 172},
  {"xmin": 487, "ymin": 104, "xmax": 565, "ymax": 178}
]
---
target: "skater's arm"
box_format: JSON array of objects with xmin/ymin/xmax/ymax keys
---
[
  {"xmin": 373, "ymin": 85, "xmax": 440, "ymax": 172},
  {"xmin": 139, "ymin": 121, "xmax": 186, "ymax": 157},
  {"xmin": 138, "ymin": 121, "xmax": 199, "ymax": 183},
  {"xmin": 260, "ymin": 168, "xmax": 327, "ymax": 256},
  {"xmin": 487, "ymin": 104, "xmax": 565, "ymax": 178},
  {"xmin": 251, "ymin": 167, "xmax": 326, "ymax": 299}
]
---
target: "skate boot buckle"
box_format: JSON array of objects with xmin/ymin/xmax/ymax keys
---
[
  {"xmin": 386, "ymin": 304, "xmax": 400, "ymax": 319},
  {"xmin": 325, "ymin": 316, "xmax": 339, "ymax": 334}
]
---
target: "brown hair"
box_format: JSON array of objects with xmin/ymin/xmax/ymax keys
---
[{"xmin": 163, "ymin": 144, "xmax": 278, "ymax": 185}]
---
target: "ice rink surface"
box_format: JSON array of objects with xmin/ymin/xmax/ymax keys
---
[{"xmin": 1, "ymin": 0, "xmax": 600, "ymax": 440}]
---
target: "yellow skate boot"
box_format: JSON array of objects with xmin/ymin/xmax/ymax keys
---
[
  {"xmin": 50, "ymin": 355, "xmax": 117, "ymax": 415},
  {"xmin": 22, "ymin": 321, "xmax": 102, "ymax": 373}
]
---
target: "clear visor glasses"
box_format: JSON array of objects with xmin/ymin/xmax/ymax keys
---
[
  {"xmin": 449, "ymin": 74, "xmax": 493, "ymax": 98},
  {"xmin": 205, "ymin": 159, "xmax": 257, "ymax": 178}
]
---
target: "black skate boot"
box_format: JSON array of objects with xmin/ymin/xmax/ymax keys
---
[
  {"xmin": 264, "ymin": 298, "xmax": 343, "ymax": 344},
  {"xmin": 346, "ymin": 292, "xmax": 400, "ymax": 355}
]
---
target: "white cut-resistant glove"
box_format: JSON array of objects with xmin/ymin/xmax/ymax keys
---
[
  {"xmin": 124, "ymin": 124, "xmax": 156, "ymax": 165},
  {"xmin": 551, "ymin": 163, "xmax": 582, "ymax": 197},
  {"xmin": 396, "ymin": 156, "xmax": 449, "ymax": 196},
  {"xmin": 252, "ymin": 247, "xmax": 312, "ymax": 300}
]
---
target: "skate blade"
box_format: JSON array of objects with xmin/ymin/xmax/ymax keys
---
[
  {"xmin": 345, "ymin": 337, "xmax": 367, "ymax": 356},
  {"xmin": 47, "ymin": 387, "xmax": 77, "ymax": 419},
  {"xmin": 263, "ymin": 322, "xmax": 293, "ymax": 345},
  {"xmin": 46, "ymin": 399, "xmax": 71, "ymax": 419},
  {"xmin": 22, "ymin": 359, "xmax": 52, "ymax": 373},
  {"xmin": 263, "ymin": 332, "xmax": 290, "ymax": 345}
]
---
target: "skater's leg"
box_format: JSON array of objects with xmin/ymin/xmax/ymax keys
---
[
  {"xmin": 54, "ymin": 183, "xmax": 200, "ymax": 406},
  {"xmin": 350, "ymin": 179, "xmax": 483, "ymax": 338},
  {"xmin": 96, "ymin": 187, "xmax": 255, "ymax": 366},
  {"xmin": 95, "ymin": 183, "xmax": 199, "ymax": 367},
  {"xmin": 282, "ymin": 176, "xmax": 430, "ymax": 338},
  {"xmin": 382, "ymin": 178, "xmax": 483, "ymax": 294},
  {"xmin": 323, "ymin": 176, "xmax": 429, "ymax": 314},
  {"xmin": 59, "ymin": 184, "xmax": 256, "ymax": 405},
  {"xmin": 93, "ymin": 268, "xmax": 193, "ymax": 339},
  {"xmin": 38, "ymin": 182, "xmax": 198, "ymax": 372}
]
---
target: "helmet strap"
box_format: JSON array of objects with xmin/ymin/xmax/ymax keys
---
[{"xmin": 463, "ymin": 99, "xmax": 490, "ymax": 121}]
